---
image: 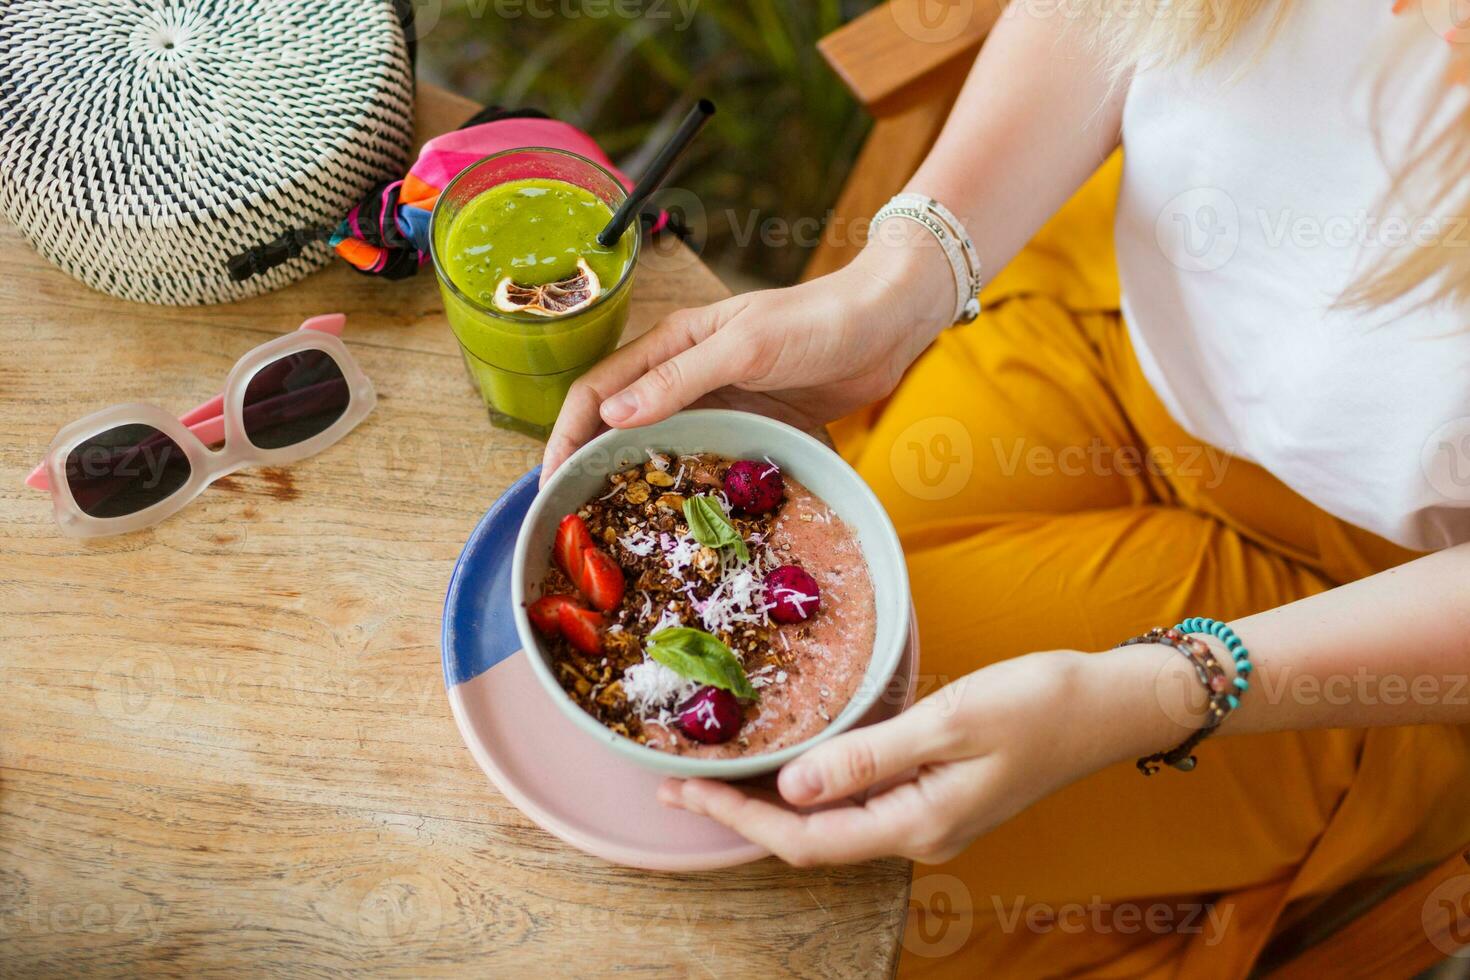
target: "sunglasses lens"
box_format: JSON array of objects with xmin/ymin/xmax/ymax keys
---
[
  {"xmin": 242, "ymin": 349, "xmax": 350, "ymax": 450},
  {"xmin": 65, "ymin": 424, "xmax": 193, "ymax": 518}
]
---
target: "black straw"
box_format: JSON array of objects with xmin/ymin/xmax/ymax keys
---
[{"xmin": 597, "ymin": 99, "xmax": 715, "ymax": 248}]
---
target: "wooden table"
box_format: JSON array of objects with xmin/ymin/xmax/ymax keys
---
[{"xmin": 0, "ymin": 84, "xmax": 910, "ymax": 976}]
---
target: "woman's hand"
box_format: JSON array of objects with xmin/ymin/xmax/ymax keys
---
[
  {"xmin": 536, "ymin": 0, "xmax": 1128, "ymax": 486},
  {"xmin": 658, "ymin": 647, "xmax": 1192, "ymax": 866},
  {"xmin": 540, "ymin": 222, "xmax": 956, "ymax": 483}
]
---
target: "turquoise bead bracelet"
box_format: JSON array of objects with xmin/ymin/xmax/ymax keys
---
[
  {"xmin": 1176, "ymin": 617, "xmax": 1253, "ymax": 710},
  {"xmin": 1122, "ymin": 617, "xmax": 1253, "ymax": 776}
]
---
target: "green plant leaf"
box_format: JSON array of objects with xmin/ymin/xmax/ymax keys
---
[
  {"xmin": 427, "ymin": 0, "xmax": 883, "ymax": 285},
  {"xmin": 646, "ymin": 627, "xmax": 758, "ymax": 701},
  {"xmin": 683, "ymin": 494, "xmax": 750, "ymax": 562}
]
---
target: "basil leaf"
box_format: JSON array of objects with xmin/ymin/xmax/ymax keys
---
[
  {"xmin": 682, "ymin": 494, "xmax": 750, "ymax": 562},
  {"xmin": 646, "ymin": 627, "xmax": 758, "ymax": 701}
]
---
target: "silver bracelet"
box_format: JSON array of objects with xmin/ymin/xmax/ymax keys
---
[{"xmin": 869, "ymin": 193, "xmax": 982, "ymax": 323}]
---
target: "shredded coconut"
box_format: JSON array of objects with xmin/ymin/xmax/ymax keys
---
[
  {"xmin": 694, "ymin": 560, "xmax": 769, "ymax": 635},
  {"xmin": 692, "ymin": 697, "xmax": 722, "ymax": 730},
  {"xmin": 622, "ymin": 658, "xmax": 698, "ymax": 716},
  {"xmin": 650, "ymin": 607, "xmax": 684, "ymax": 636},
  {"xmin": 661, "ymin": 532, "xmax": 701, "ymax": 577},
  {"xmin": 773, "ymin": 586, "xmax": 820, "ymax": 617},
  {"xmin": 618, "ymin": 531, "xmax": 657, "ymax": 557}
]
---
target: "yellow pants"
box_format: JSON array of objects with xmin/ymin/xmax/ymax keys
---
[{"xmin": 835, "ymin": 156, "xmax": 1470, "ymax": 978}]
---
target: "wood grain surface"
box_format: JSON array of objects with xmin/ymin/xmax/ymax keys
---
[
  {"xmin": 816, "ymin": 0, "xmax": 991, "ymax": 109},
  {"xmin": 0, "ymin": 84, "xmax": 910, "ymax": 977}
]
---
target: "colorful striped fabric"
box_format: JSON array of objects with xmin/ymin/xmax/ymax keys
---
[
  {"xmin": 329, "ymin": 111, "xmax": 637, "ymax": 280},
  {"xmin": 227, "ymin": 108, "xmax": 662, "ymax": 285}
]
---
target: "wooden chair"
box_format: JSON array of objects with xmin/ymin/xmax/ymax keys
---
[
  {"xmin": 803, "ymin": 0, "xmax": 995, "ymax": 281},
  {"xmin": 808, "ymin": 2, "xmax": 1470, "ymax": 974}
]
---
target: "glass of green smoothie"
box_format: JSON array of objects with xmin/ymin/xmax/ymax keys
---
[{"xmin": 430, "ymin": 148, "xmax": 639, "ymax": 438}]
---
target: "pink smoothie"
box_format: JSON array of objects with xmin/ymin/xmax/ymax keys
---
[{"xmin": 644, "ymin": 476, "xmax": 877, "ymax": 758}]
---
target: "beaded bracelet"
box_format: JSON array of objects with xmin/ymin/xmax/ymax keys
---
[
  {"xmin": 1120, "ymin": 619, "xmax": 1254, "ymax": 775},
  {"xmin": 1176, "ymin": 617, "xmax": 1253, "ymax": 706},
  {"xmin": 869, "ymin": 193, "xmax": 983, "ymax": 324},
  {"xmin": 1120, "ymin": 627, "xmax": 1229, "ymax": 774}
]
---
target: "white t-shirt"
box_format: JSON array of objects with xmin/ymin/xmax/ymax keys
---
[{"xmin": 1115, "ymin": 0, "xmax": 1470, "ymax": 550}]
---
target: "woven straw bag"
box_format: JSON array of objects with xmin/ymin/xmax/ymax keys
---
[{"xmin": 0, "ymin": 0, "xmax": 416, "ymax": 305}]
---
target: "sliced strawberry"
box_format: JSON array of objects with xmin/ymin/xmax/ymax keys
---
[
  {"xmin": 554, "ymin": 513, "xmax": 595, "ymax": 588},
  {"xmin": 558, "ymin": 604, "xmax": 605, "ymax": 656},
  {"xmin": 580, "ymin": 547, "xmax": 626, "ymax": 612},
  {"xmin": 528, "ymin": 593, "xmax": 580, "ymax": 638}
]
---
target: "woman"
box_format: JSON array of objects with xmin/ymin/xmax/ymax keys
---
[{"xmin": 544, "ymin": 1, "xmax": 1470, "ymax": 975}]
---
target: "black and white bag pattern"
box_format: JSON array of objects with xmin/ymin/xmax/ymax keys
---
[{"xmin": 0, "ymin": 0, "xmax": 416, "ymax": 305}]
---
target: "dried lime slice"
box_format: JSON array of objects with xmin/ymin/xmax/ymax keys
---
[{"xmin": 491, "ymin": 259, "xmax": 602, "ymax": 317}]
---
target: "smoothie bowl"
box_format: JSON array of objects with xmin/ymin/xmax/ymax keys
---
[{"xmin": 511, "ymin": 410, "xmax": 910, "ymax": 780}]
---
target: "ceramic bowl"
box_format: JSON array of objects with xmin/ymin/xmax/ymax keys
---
[{"xmin": 511, "ymin": 409, "xmax": 911, "ymax": 779}]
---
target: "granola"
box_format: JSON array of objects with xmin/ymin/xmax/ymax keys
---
[{"xmin": 527, "ymin": 449, "xmax": 876, "ymax": 756}]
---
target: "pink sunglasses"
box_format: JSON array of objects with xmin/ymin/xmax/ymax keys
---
[{"xmin": 27, "ymin": 314, "xmax": 376, "ymax": 538}]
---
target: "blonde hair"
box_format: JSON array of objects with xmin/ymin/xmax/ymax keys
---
[{"xmin": 1094, "ymin": 0, "xmax": 1470, "ymax": 311}]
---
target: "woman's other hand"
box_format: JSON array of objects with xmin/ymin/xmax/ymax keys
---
[
  {"xmin": 540, "ymin": 221, "xmax": 955, "ymax": 484},
  {"xmin": 657, "ymin": 647, "xmax": 1190, "ymax": 866}
]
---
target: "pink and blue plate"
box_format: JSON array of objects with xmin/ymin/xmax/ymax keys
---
[{"xmin": 442, "ymin": 467, "xmax": 919, "ymax": 871}]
